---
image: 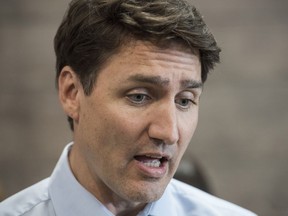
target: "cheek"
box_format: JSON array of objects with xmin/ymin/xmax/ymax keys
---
[
  {"xmin": 177, "ymin": 112, "xmax": 199, "ymax": 154},
  {"xmin": 90, "ymin": 106, "xmax": 146, "ymax": 154},
  {"xmin": 106, "ymin": 105, "xmax": 147, "ymax": 134},
  {"xmin": 180, "ymin": 111, "xmax": 199, "ymax": 138}
]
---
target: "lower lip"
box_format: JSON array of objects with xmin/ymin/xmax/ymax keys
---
[{"xmin": 134, "ymin": 159, "xmax": 168, "ymax": 178}]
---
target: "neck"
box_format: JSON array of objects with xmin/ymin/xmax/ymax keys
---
[
  {"xmin": 68, "ymin": 144, "xmax": 147, "ymax": 215},
  {"xmin": 108, "ymin": 202, "xmax": 146, "ymax": 216}
]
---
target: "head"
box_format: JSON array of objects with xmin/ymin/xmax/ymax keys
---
[
  {"xmin": 54, "ymin": 0, "xmax": 220, "ymax": 130},
  {"xmin": 56, "ymin": 0, "xmax": 220, "ymax": 214}
]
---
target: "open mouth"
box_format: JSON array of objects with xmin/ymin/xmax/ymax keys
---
[{"xmin": 134, "ymin": 155, "xmax": 169, "ymax": 168}]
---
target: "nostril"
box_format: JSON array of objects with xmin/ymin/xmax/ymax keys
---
[{"xmin": 151, "ymin": 138, "xmax": 165, "ymax": 146}]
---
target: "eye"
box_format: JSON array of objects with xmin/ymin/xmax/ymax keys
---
[
  {"xmin": 178, "ymin": 99, "xmax": 190, "ymax": 106},
  {"xmin": 127, "ymin": 94, "xmax": 151, "ymax": 105},
  {"xmin": 175, "ymin": 98, "xmax": 196, "ymax": 110}
]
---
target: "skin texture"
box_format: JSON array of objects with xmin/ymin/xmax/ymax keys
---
[{"xmin": 58, "ymin": 41, "xmax": 202, "ymax": 216}]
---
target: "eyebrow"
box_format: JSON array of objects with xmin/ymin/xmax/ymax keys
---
[
  {"xmin": 128, "ymin": 74, "xmax": 169, "ymax": 86},
  {"xmin": 181, "ymin": 79, "xmax": 203, "ymax": 89},
  {"xmin": 127, "ymin": 74, "xmax": 203, "ymax": 89}
]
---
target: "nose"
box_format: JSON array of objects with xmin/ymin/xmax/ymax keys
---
[{"xmin": 148, "ymin": 103, "xmax": 179, "ymax": 145}]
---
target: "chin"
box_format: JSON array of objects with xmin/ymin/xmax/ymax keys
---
[
  {"xmin": 123, "ymin": 180, "xmax": 168, "ymax": 203},
  {"xmin": 126, "ymin": 190, "xmax": 163, "ymax": 204}
]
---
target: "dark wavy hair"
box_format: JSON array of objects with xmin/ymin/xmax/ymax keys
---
[{"xmin": 54, "ymin": 0, "xmax": 221, "ymax": 130}]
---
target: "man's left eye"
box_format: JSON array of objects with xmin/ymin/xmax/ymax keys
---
[{"xmin": 175, "ymin": 98, "xmax": 195, "ymax": 109}]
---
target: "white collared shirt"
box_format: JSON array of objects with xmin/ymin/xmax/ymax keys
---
[{"xmin": 0, "ymin": 143, "xmax": 257, "ymax": 216}]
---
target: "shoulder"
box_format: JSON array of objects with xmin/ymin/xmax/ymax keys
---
[
  {"xmin": 165, "ymin": 179, "xmax": 257, "ymax": 216},
  {"xmin": 0, "ymin": 178, "xmax": 54, "ymax": 216}
]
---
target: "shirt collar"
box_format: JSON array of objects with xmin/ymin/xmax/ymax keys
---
[
  {"xmin": 147, "ymin": 187, "xmax": 175, "ymax": 216},
  {"xmin": 48, "ymin": 143, "xmax": 172, "ymax": 216},
  {"xmin": 49, "ymin": 143, "xmax": 114, "ymax": 216}
]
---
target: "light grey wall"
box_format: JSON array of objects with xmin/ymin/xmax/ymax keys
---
[{"xmin": 1, "ymin": 1, "xmax": 288, "ymax": 216}]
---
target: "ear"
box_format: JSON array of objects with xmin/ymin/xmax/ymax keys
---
[{"xmin": 58, "ymin": 66, "xmax": 82, "ymax": 124}]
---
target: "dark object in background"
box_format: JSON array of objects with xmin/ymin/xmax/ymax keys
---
[{"xmin": 174, "ymin": 158, "xmax": 213, "ymax": 194}]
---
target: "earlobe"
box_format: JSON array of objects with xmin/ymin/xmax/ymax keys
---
[{"xmin": 58, "ymin": 66, "xmax": 81, "ymax": 124}]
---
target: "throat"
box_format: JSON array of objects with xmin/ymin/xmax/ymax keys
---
[{"xmin": 106, "ymin": 200, "xmax": 147, "ymax": 216}]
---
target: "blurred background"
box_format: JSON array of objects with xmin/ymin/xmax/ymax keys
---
[{"xmin": 0, "ymin": 0, "xmax": 287, "ymax": 215}]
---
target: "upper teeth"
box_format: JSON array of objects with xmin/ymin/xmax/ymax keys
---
[{"xmin": 143, "ymin": 159, "xmax": 161, "ymax": 168}]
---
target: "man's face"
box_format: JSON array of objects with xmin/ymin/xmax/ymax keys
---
[{"xmin": 71, "ymin": 41, "xmax": 202, "ymax": 205}]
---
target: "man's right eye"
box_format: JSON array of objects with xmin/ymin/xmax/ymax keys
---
[{"xmin": 126, "ymin": 94, "xmax": 151, "ymax": 105}]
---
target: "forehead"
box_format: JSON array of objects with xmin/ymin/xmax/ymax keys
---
[
  {"xmin": 95, "ymin": 40, "xmax": 202, "ymax": 87},
  {"xmin": 119, "ymin": 40, "xmax": 200, "ymax": 67}
]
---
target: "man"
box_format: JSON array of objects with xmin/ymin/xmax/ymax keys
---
[{"xmin": 0, "ymin": 0, "xmax": 257, "ymax": 215}]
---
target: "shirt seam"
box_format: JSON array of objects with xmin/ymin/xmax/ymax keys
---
[{"xmin": 18, "ymin": 197, "xmax": 51, "ymax": 216}]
